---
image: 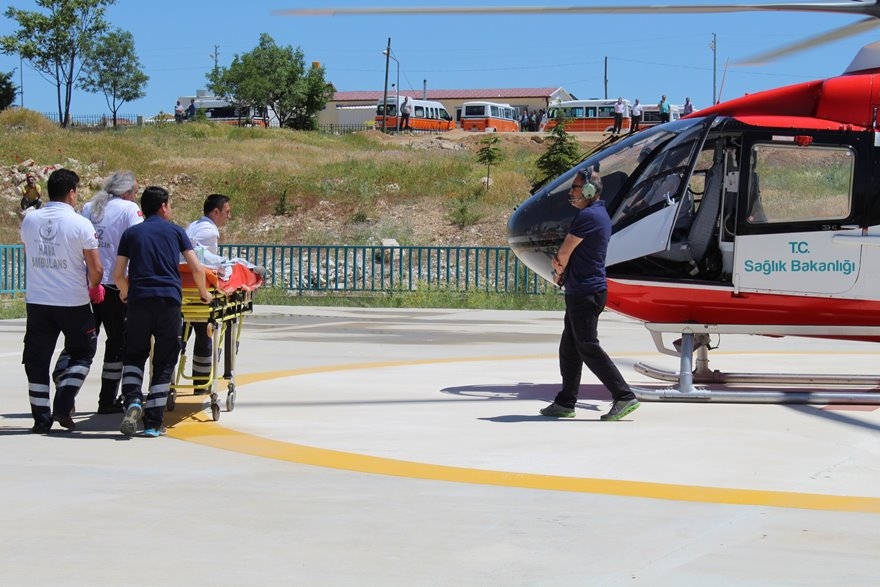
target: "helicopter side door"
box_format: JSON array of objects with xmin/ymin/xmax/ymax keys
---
[
  {"xmin": 731, "ymin": 135, "xmax": 861, "ymax": 296},
  {"xmin": 606, "ymin": 118, "xmax": 715, "ymax": 266}
]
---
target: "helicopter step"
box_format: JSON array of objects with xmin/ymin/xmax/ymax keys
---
[{"xmin": 633, "ymin": 323, "xmax": 880, "ymax": 404}]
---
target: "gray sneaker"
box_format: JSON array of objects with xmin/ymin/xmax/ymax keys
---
[
  {"xmin": 539, "ymin": 403, "xmax": 576, "ymax": 418},
  {"xmin": 120, "ymin": 401, "xmax": 142, "ymax": 436},
  {"xmin": 600, "ymin": 398, "xmax": 640, "ymax": 421}
]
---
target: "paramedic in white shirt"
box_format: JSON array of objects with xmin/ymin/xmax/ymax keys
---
[
  {"xmin": 185, "ymin": 194, "xmax": 232, "ymax": 392},
  {"xmin": 81, "ymin": 170, "xmax": 143, "ymax": 414},
  {"xmin": 612, "ymin": 97, "xmax": 626, "ymax": 135},
  {"xmin": 21, "ymin": 168, "xmax": 104, "ymax": 434},
  {"xmin": 629, "ymin": 99, "xmax": 643, "ymax": 135}
]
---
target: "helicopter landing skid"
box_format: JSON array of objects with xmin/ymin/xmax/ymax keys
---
[{"xmin": 632, "ymin": 323, "xmax": 880, "ymax": 404}]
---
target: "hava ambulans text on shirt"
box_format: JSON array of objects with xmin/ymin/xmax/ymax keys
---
[{"xmin": 33, "ymin": 220, "xmax": 69, "ymax": 269}]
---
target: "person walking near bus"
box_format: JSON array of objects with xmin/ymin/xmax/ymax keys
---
[
  {"xmin": 658, "ymin": 94, "xmax": 671, "ymax": 124},
  {"xmin": 400, "ymin": 97, "xmax": 412, "ymax": 131},
  {"xmin": 629, "ymin": 99, "xmax": 642, "ymax": 134},
  {"xmin": 81, "ymin": 170, "xmax": 143, "ymax": 414},
  {"xmin": 683, "ymin": 97, "xmax": 694, "ymax": 116},
  {"xmin": 20, "ymin": 168, "xmax": 104, "ymax": 434},
  {"xmin": 185, "ymin": 193, "xmax": 231, "ymax": 394},
  {"xmin": 114, "ymin": 186, "xmax": 212, "ymax": 437},
  {"xmin": 612, "ymin": 97, "xmax": 625, "ymax": 135},
  {"xmin": 540, "ymin": 167, "xmax": 640, "ymax": 422}
]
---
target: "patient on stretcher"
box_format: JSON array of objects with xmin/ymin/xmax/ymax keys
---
[
  {"xmin": 179, "ymin": 249, "xmax": 265, "ymax": 294},
  {"xmin": 196, "ymin": 248, "xmax": 266, "ymax": 281}
]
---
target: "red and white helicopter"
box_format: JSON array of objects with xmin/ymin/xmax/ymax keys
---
[{"xmin": 281, "ymin": 2, "xmax": 880, "ymax": 404}]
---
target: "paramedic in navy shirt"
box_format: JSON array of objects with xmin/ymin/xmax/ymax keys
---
[
  {"xmin": 114, "ymin": 186, "xmax": 212, "ymax": 437},
  {"xmin": 540, "ymin": 168, "xmax": 640, "ymax": 421}
]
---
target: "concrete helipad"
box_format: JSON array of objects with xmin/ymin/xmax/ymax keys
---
[{"xmin": 1, "ymin": 306, "xmax": 878, "ymax": 585}]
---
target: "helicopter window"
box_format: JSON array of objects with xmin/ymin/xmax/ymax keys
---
[
  {"xmin": 748, "ymin": 143, "xmax": 853, "ymax": 224},
  {"xmin": 612, "ymin": 140, "xmax": 695, "ymax": 224}
]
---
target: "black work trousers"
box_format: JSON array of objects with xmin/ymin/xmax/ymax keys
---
[
  {"xmin": 23, "ymin": 303, "xmax": 97, "ymax": 428},
  {"xmin": 189, "ymin": 322, "xmax": 213, "ymax": 388},
  {"xmin": 554, "ymin": 290, "xmax": 634, "ymax": 409},
  {"xmin": 121, "ymin": 298, "xmax": 182, "ymax": 430},
  {"xmin": 93, "ymin": 285, "xmax": 127, "ymax": 407}
]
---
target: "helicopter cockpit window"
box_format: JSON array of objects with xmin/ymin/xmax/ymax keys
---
[
  {"xmin": 748, "ymin": 143, "xmax": 853, "ymax": 224},
  {"xmin": 610, "ymin": 123, "xmax": 706, "ymax": 227}
]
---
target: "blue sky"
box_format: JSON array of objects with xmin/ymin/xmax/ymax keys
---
[{"xmin": 2, "ymin": 0, "xmax": 879, "ymax": 117}]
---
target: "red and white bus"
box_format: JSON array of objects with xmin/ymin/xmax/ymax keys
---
[
  {"xmin": 375, "ymin": 96, "xmax": 456, "ymax": 132},
  {"xmin": 539, "ymin": 99, "xmax": 631, "ymax": 133},
  {"xmin": 459, "ymin": 101, "xmax": 520, "ymax": 132}
]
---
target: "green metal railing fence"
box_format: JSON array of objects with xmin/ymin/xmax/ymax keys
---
[
  {"xmin": 0, "ymin": 245, "xmax": 26, "ymax": 294},
  {"xmin": 1, "ymin": 244, "xmax": 551, "ymax": 295}
]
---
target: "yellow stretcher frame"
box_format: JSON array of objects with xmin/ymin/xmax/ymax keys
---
[{"xmin": 170, "ymin": 285, "xmax": 254, "ymax": 421}]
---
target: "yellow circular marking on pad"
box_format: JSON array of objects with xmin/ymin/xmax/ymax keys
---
[{"xmin": 168, "ymin": 356, "xmax": 880, "ymax": 514}]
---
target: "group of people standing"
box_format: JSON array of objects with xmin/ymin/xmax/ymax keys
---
[
  {"xmin": 611, "ymin": 94, "xmax": 695, "ymax": 136},
  {"xmin": 519, "ymin": 109, "xmax": 545, "ymax": 132},
  {"xmin": 20, "ymin": 167, "xmax": 231, "ymax": 437},
  {"xmin": 174, "ymin": 99, "xmax": 197, "ymax": 123}
]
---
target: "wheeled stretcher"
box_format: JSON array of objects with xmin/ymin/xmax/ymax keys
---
[{"xmin": 170, "ymin": 262, "xmax": 263, "ymax": 420}]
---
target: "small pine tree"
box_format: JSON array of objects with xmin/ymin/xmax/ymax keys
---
[
  {"xmin": 535, "ymin": 111, "xmax": 582, "ymax": 185},
  {"xmin": 274, "ymin": 188, "xmax": 289, "ymax": 216},
  {"xmin": 0, "ymin": 71, "xmax": 16, "ymax": 111},
  {"xmin": 475, "ymin": 134, "xmax": 503, "ymax": 191}
]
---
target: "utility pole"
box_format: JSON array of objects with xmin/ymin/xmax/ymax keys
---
[
  {"xmin": 710, "ymin": 33, "xmax": 717, "ymax": 105},
  {"xmin": 211, "ymin": 45, "xmax": 220, "ymax": 77},
  {"xmin": 19, "ymin": 55, "xmax": 24, "ymax": 107},
  {"xmin": 604, "ymin": 56, "xmax": 608, "ymax": 99},
  {"xmin": 382, "ymin": 37, "xmax": 391, "ymax": 132}
]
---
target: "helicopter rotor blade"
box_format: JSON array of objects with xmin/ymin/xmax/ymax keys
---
[
  {"xmin": 735, "ymin": 16, "xmax": 880, "ymax": 64},
  {"xmin": 274, "ymin": 2, "xmax": 880, "ymax": 64},
  {"xmin": 274, "ymin": 2, "xmax": 880, "ymax": 18}
]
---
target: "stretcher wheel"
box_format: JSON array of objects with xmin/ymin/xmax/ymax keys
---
[
  {"xmin": 167, "ymin": 390, "xmax": 177, "ymax": 412},
  {"xmin": 226, "ymin": 384, "xmax": 236, "ymax": 412},
  {"xmin": 211, "ymin": 402, "xmax": 220, "ymax": 421}
]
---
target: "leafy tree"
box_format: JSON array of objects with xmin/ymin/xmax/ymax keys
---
[
  {"xmin": 208, "ymin": 33, "xmax": 334, "ymax": 130},
  {"xmin": 535, "ymin": 110, "xmax": 582, "ymax": 185},
  {"xmin": 1, "ymin": 0, "xmax": 114, "ymax": 128},
  {"xmin": 79, "ymin": 29, "xmax": 148, "ymax": 128},
  {"xmin": 476, "ymin": 134, "xmax": 503, "ymax": 191},
  {"xmin": 0, "ymin": 70, "xmax": 17, "ymax": 110}
]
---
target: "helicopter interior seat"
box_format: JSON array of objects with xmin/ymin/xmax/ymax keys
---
[
  {"xmin": 653, "ymin": 161, "xmax": 723, "ymax": 271},
  {"xmin": 599, "ymin": 170, "xmax": 628, "ymax": 204}
]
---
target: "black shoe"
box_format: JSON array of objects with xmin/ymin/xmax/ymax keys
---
[
  {"xmin": 97, "ymin": 403, "xmax": 124, "ymax": 415},
  {"xmin": 54, "ymin": 412, "xmax": 76, "ymax": 431},
  {"xmin": 31, "ymin": 422, "xmax": 52, "ymax": 434}
]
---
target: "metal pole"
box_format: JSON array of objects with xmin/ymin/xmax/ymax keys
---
[
  {"xmin": 382, "ymin": 37, "xmax": 391, "ymax": 133},
  {"xmin": 712, "ymin": 33, "xmax": 717, "ymax": 105},
  {"xmin": 604, "ymin": 56, "xmax": 608, "ymax": 99},
  {"xmin": 19, "ymin": 55, "xmax": 24, "ymax": 107},
  {"xmin": 395, "ymin": 58, "xmax": 400, "ymax": 132}
]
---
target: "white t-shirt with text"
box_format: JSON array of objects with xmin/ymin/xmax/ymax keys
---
[
  {"xmin": 82, "ymin": 197, "xmax": 143, "ymax": 284},
  {"xmin": 21, "ymin": 201, "xmax": 99, "ymax": 306}
]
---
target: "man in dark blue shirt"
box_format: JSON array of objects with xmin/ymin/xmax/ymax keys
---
[
  {"xmin": 113, "ymin": 186, "xmax": 212, "ymax": 437},
  {"xmin": 541, "ymin": 168, "xmax": 640, "ymax": 421}
]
